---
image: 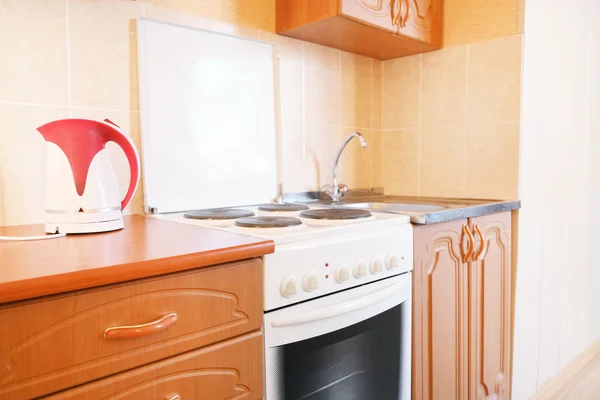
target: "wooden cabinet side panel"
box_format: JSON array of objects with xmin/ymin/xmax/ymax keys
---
[
  {"xmin": 413, "ymin": 219, "xmax": 468, "ymax": 400},
  {"xmin": 43, "ymin": 331, "xmax": 264, "ymax": 400},
  {"xmin": 469, "ymin": 212, "xmax": 512, "ymax": 400},
  {"xmin": 0, "ymin": 259, "xmax": 263, "ymax": 400},
  {"xmin": 276, "ymin": 0, "xmax": 338, "ymax": 32}
]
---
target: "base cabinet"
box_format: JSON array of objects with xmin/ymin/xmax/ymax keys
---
[
  {"xmin": 43, "ymin": 331, "xmax": 264, "ymax": 400},
  {"xmin": 413, "ymin": 212, "xmax": 512, "ymax": 400}
]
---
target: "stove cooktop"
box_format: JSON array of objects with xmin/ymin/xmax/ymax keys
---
[{"xmin": 155, "ymin": 203, "xmax": 410, "ymax": 245}]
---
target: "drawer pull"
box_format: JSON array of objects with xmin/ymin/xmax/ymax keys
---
[
  {"xmin": 104, "ymin": 313, "xmax": 178, "ymax": 340},
  {"xmin": 166, "ymin": 395, "xmax": 181, "ymax": 400}
]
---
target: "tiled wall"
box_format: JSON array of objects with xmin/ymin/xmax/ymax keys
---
[
  {"xmin": 0, "ymin": 0, "xmax": 380, "ymax": 226},
  {"xmin": 380, "ymin": 34, "xmax": 523, "ymax": 199}
]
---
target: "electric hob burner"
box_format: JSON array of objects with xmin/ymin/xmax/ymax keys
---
[
  {"xmin": 257, "ymin": 203, "xmax": 310, "ymax": 212},
  {"xmin": 183, "ymin": 208, "xmax": 255, "ymax": 220},
  {"xmin": 300, "ymin": 208, "xmax": 372, "ymax": 220},
  {"xmin": 234, "ymin": 216, "xmax": 303, "ymax": 228}
]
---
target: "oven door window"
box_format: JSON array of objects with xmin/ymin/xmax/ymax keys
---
[{"xmin": 271, "ymin": 303, "xmax": 402, "ymax": 400}]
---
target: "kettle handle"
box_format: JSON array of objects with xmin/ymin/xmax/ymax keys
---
[{"xmin": 103, "ymin": 119, "xmax": 140, "ymax": 210}]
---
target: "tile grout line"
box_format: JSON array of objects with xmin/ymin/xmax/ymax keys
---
[
  {"xmin": 417, "ymin": 54, "xmax": 423, "ymax": 196},
  {"xmin": 65, "ymin": 0, "xmax": 72, "ymax": 117},
  {"xmin": 301, "ymin": 41, "xmax": 306, "ymax": 163},
  {"xmin": 464, "ymin": 44, "xmax": 470, "ymax": 197},
  {"xmin": 370, "ymin": 58, "xmax": 374, "ymax": 188},
  {"xmin": 379, "ymin": 61, "xmax": 383, "ymax": 192}
]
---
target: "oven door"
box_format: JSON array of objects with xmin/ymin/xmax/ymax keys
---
[{"xmin": 264, "ymin": 273, "xmax": 412, "ymax": 400}]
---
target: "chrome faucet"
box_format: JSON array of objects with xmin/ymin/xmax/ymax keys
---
[{"xmin": 321, "ymin": 132, "xmax": 367, "ymax": 202}]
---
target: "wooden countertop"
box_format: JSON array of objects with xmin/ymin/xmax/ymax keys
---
[{"xmin": 0, "ymin": 215, "xmax": 274, "ymax": 305}]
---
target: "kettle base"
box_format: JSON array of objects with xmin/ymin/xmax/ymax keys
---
[{"xmin": 45, "ymin": 219, "xmax": 124, "ymax": 234}]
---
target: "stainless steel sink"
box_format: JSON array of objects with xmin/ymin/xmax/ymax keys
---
[{"xmin": 340, "ymin": 202, "xmax": 446, "ymax": 213}]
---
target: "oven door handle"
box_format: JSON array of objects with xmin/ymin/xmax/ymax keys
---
[{"xmin": 271, "ymin": 279, "xmax": 409, "ymax": 328}]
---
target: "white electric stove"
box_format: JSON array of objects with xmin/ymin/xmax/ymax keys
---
[
  {"xmin": 138, "ymin": 20, "xmax": 413, "ymax": 399},
  {"xmin": 155, "ymin": 204, "xmax": 413, "ymax": 311}
]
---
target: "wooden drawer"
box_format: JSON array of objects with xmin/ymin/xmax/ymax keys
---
[
  {"xmin": 42, "ymin": 330, "xmax": 264, "ymax": 400},
  {"xmin": 0, "ymin": 259, "xmax": 262, "ymax": 400}
]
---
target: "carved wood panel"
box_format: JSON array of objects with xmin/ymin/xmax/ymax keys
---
[
  {"xmin": 469, "ymin": 213, "xmax": 512, "ymax": 400},
  {"xmin": 341, "ymin": 0, "xmax": 397, "ymax": 32},
  {"xmin": 396, "ymin": 0, "xmax": 443, "ymax": 45},
  {"xmin": 413, "ymin": 219, "xmax": 469, "ymax": 400},
  {"xmin": 0, "ymin": 259, "xmax": 263, "ymax": 400},
  {"xmin": 42, "ymin": 331, "xmax": 264, "ymax": 400}
]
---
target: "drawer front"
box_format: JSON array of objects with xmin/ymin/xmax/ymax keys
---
[
  {"xmin": 0, "ymin": 259, "xmax": 262, "ymax": 400},
  {"xmin": 43, "ymin": 331, "xmax": 264, "ymax": 400}
]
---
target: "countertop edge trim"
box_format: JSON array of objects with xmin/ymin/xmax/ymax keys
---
[{"xmin": 0, "ymin": 241, "xmax": 275, "ymax": 305}]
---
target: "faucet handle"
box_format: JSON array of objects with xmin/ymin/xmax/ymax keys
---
[
  {"xmin": 337, "ymin": 184, "xmax": 348, "ymax": 196},
  {"xmin": 321, "ymin": 184, "xmax": 336, "ymax": 197}
]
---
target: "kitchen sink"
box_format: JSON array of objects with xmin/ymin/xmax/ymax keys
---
[{"xmin": 340, "ymin": 202, "xmax": 446, "ymax": 213}]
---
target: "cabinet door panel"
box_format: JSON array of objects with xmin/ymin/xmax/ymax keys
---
[
  {"xmin": 341, "ymin": 0, "xmax": 397, "ymax": 32},
  {"xmin": 469, "ymin": 213, "xmax": 512, "ymax": 400},
  {"xmin": 413, "ymin": 220, "xmax": 468, "ymax": 400},
  {"xmin": 396, "ymin": 0, "xmax": 442, "ymax": 44}
]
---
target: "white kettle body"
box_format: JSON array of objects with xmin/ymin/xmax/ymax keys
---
[{"xmin": 38, "ymin": 119, "xmax": 140, "ymax": 234}]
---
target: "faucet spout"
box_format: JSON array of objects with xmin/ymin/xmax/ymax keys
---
[
  {"xmin": 321, "ymin": 132, "xmax": 367, "ymax": 202},
  {"xmin": 333, "ymin": 132, "xmax": 367, "ymax": 187}
]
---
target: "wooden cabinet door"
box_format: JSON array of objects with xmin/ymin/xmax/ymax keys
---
[
  {"xmin": 396, "ymin": 0, "xmax": 442, "ymax": 44},
  {"xmin": 341, "ymin": 0, "xmax": 397, "ymax": 32},
  {"xmin": 469, "ymin": 212, "xmax": 512, "ymax": 400},
  {"xmin": 42, "ymin": 331, "xmax": 264, "ymax": 400},
  {"xmin": 413, "ymin": 219, "xmax": 469, "ymax": 400}
]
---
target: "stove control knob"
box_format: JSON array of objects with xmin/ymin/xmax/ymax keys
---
[
  {"xmin": 353, "ymin": 260, "xmax": 368, "ymax": 279},
  {"xmin": 302, "ymin": 272, "xmax": 319, "ymax": 292},
  {"xmin": 335, "ymin": 266, "xmax": 350, "ymax": 283},
  {"xmin": 385, "ymin": 255, "xmax": 400, "ymax": 270},
  {"xmin": 370, "ymin": 259, "xmax": 384, "ymax": 274},
  {"xmin": 280, "ymin": 277, "xmax": 297, "ymax": 298}
]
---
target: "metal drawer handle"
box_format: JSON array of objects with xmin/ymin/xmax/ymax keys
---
[
  {"xmin": 472, "ymin": 223, "xmax": 485, "ymax": 261},
  {"xmin": 104, "ymin": 313, "xmax": 178, "ymax": 340},
  {"xmin": 462, "ymin": 224, "xmax": 474, "ymax": 263}
]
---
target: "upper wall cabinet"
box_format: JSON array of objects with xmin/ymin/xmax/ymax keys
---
[{"xmin": 276, "ymin": 0, "xmax": 443, "ymax": 60}]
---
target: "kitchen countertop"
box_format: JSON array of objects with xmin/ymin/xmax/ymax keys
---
[
  {"xmin": 0, "ymin": 215, "xmax": 274, "ymax": 305},
  {"xmin": 285, "ymin": 190, "xmax": 521, "ymax": 224}
]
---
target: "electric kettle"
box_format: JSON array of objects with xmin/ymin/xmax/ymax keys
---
[{"xmin": 37, "ymin": 119, "xmax": 140, "ymax": 234}]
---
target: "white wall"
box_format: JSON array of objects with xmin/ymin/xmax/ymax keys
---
[{"xmin": 512, "ymin": 0, "xmax": 600, "ymax": 398}]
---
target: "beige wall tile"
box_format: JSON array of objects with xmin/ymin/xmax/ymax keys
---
[
  {"xmin": 304, "ymin": 42, "xmax": 340, "ymax": 127},
  {"xmin": 0, "ymin": 0, "xmax": 68, "ymax": 105},
  {"xmin": 468, "ymin": 34, "xmax": 523, "ymax": 123},
  {"xmin": 0, "ymin": 104, "xmax": 69, "ymax": 226},
  {"xmin": 371, "ymin": 130, "xmax": 382, "ymax": 187},
  {"xmin": 70, "ymin": 108, "xmax": 144, "ymax": 215},
  {"xmin": 421, "ymin": 125, "xmax": 467, "ymax": 197},
  {"xmin": 372, "ymin": 60, "xmax": 382, "ymax": 130},
  {"xmin": 142, "ymin": 0, "xmax": 275, "ymax": 33},
  {"xmin": 261, "ymin": 32, "xmax": 304, "ymax": 123},
  {"xmin": 68, "ymin": 0, "xmax": 143, "ymax": 110},
  {"xmin": 143, "ymin": 3, "xmax": 213, "ymax": 29},
  {"xmin": 304, "ymin": 124, "xmax": 343, "ymax": 190},
  {"xmin": 421, "ymin": 46, "xmax": 467, "ymax": 127},
  {"xmin": 382, "ymin": 130, "xmax": 419, "ymax": 195},
  {"xmin": 279, "ymin": 122, "xmax": 308, "ymax": 192},
  {"xmin": 382, "ymin": 54, "xmax": 421, "ymax": 130},
  {"xmin": 467, "ymin": 122, "xmax": 520, "ymax": 199},
  {"xmin": 337, "ymin": 129, "xmax": 374, "ymax": 189},
  {"xmin": 341, "ymin": 53, "xmax": 372, "ymax": 128}
]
